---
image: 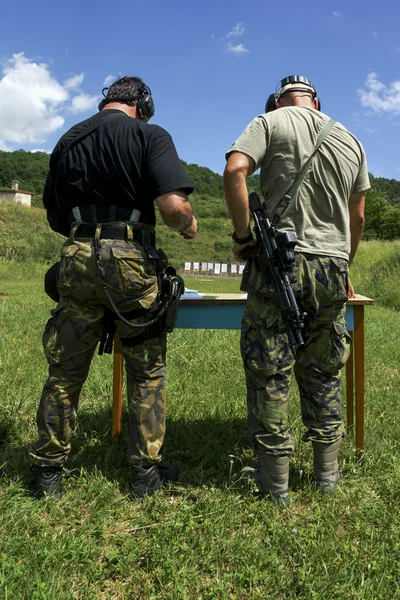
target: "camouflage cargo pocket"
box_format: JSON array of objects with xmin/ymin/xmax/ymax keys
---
[
  {"xmin": 331, "ymin": 257, "xmax": 349, "ymax": 303},
  {"xmin": 240, "ymin": 310, "xmax": 290, "ymax": 378},
  {"xmin": 330, "ymin": 321, "xmax": 352, "ymax": 370},
  {"xmin": 42, "ymin": 309, "xmax": 63, "ymax": 365},
  {"xmin": 107, "ymin": 244, "xmax": 158, "ymax": 302},
  {"xmin": 305, "ymin": 320, "xmax": 351, "ymax": 375},
  {"xmin": 58, "ymin": 243, "xmax": 82, "ymax": 291}
]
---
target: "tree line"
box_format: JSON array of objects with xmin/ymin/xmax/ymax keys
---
[{"xmin": 1, "ymin": 150, "xmax": 400, "ymax": 240}]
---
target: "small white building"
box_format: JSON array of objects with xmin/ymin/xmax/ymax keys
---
[{"xmin": 0, "ymin": 180, "xmax": 34, "ymax": 207}]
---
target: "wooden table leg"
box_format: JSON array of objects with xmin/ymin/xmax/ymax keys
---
[
  {"xmin": 346, "ymin": 330, "xmax": 354, "ymax": 433},
  {"xmin": 354, "ymin": 306, "xmax": 365, "ymax": 454},
  {"xmin": 112, "ymin": 335, "xmax": 123, "ymax": 439}
]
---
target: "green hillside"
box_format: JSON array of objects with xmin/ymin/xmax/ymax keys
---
[
  {"xmin": 369, "ymin": 173, "xmax": 400, "ymax": 205},
  {"xmin": 0, "ymin": 151, "xmax": 260, "ymax": 209},
  {"xmin": 0, "ymin": 203, "xmax": 63, "ymax": 262},
  {"xmin": 0, "ymin": 151, "xmax": 259, "ymax": 266},
  {"xmin": 0, "ymin": 197, "xmax": 235, "ymax": 267},
  {"xmin": 0, "ymin": 150, "xmax": 49, "ymax": 208},
  {"xmin": 1, "ymin": 150, "xmax": 400, "ymax": 266}
]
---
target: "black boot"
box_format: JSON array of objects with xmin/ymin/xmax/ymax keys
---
[
  {"xmin": 132, "ymin": 465, "xmax": 162, "ymax": 499},
  {"xmin": 312, "ymin": 439, "xmax": 341, "ymax": 494},
  {"xmin": 158, "ymin": 463, "xmax": 179, "ymax": 483},
  {"xmin": 32, "ymin": 465, "xmax": 63, "ymax": 500},
  {"xmin": 243, "ymin": 453, "xmax": 290, "ymax": 507},
  {"xmin": 131, "ymin": 463, "xmax": 179, "ymax": 500}
]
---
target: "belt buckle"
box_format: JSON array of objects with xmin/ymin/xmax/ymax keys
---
[{"xmin": 106, "ymin": 223, "xmax": 127, "ymax": 240}]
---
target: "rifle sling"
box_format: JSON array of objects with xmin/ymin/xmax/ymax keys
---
[{"xmin": 272, "ymin": 118, "xmax": 336, "ymax": 224}]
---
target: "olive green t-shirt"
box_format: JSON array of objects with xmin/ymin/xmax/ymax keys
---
[{"xmin": 226, "ymin": 107, "xmax": 370, "ymax": 260}]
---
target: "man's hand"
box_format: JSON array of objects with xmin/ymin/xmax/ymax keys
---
[
  {"xmin": 179, "ymin": 216, "xmax": 197, "ymax": 239},
  {"xmin": 348, "ymin": 278, "xmax": 356, "ymax": 299},
  {"xmin": 233, "ymin": 239, "xmax": 257, "ymax": 262},
  {"xmin": 156, "ymin": 190, "xmax": 196, "ymax": 239}
]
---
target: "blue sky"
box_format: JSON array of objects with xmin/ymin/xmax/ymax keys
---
[{"xmin": 0, "ymin": 0, "xmax": 399, "ymax": 180}]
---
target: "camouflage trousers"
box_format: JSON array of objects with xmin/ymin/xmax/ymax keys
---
[
  {"xmin": 30, "ymin": 226, "xmax": 167, "ymax": 468},
  {"xmin": 240, "ymin": 253, "xmax": 351, "ymax": 456}
]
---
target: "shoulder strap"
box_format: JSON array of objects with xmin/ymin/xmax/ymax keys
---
[{"xmin": 272, "ymin": 118, "xmax": 336, "ymax": 224}]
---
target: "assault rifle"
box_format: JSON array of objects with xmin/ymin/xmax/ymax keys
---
[{"xmin": 242, "ymin": 192, "xmax": 305, "ymax": 350}]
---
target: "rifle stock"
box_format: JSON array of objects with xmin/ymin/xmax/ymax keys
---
[{"xmin": 243, "ymin": 192, "xmax": 305, "ymax": 350}]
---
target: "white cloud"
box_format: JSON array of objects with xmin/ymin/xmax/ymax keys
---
[
  {"xmin": 0, "ymin": 53, "xmax": 66, "ymax": 145},
  {"xmin": 332, "ymin": 11, "xmax": 341, "ymax": 17},
  {"xmin": 358, "ymin": 72, "xmax": 400, "ymax": 116},
  {"xmin": 363, "ymin": 72, "xmax": 385, "ymax": 92},
  {"xmin": 64, "ymin": 73, "xmax": 84, "ymax": 89},
  {"xmin": 222, "ymin": 22, "xmax": 249, "ymax": 54},
  {"xmin": 0, "ymin": 53, "xmax": 98, "ymax": 148},
  {"xmin": 103, "ymin": 74, "xmax": 116, "ymax": 86},
  {"xmin": 372, "ymin": 32, "xmax": 379, "ymax": 37},
  {"xmin": 69, "ymin": 93, "xmax": 98, "ymax": 114},
  {"xmin": 226, "ymin": 43, "xmax": 249, "ymax": 54},
  {"xmin": 227, "ymin": 22, "xmax": 245, "ymax": 37}
]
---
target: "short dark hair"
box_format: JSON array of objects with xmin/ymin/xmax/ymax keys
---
[{"xmin": 105, "ymin": 76, "xmax": 148, "ymax": 107}]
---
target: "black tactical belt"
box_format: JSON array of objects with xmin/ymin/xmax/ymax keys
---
[
  {"xmin": 75, "ymin": 223, "xmax": 155, "ymax": 245},
  {"xmin": 76, "ymin": 205, "xmax": 136, "ymax": 223}
]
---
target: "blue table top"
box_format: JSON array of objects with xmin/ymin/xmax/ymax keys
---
[{"xmin": 177, "ymin": 294, "xmax": 373, "ymax": 331}]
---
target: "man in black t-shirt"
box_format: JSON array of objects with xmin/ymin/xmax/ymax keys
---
[{"xmin": 30, "ymin": 76, "xmax": 197, "ymax": 500}]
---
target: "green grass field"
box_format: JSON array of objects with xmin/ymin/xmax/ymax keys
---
[{"xmin": 0, "ymin": 250, "xmax": 400, "ymax": 599}]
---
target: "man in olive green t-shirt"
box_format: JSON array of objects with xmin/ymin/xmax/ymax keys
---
[{"xmin": 224, "ymin": 75, "xmax": 369, "ymax": 506}]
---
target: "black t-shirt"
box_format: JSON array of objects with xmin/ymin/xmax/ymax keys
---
[{"xmin": 43, "ymin": 109, "xmax": 193, "ymax": 235}]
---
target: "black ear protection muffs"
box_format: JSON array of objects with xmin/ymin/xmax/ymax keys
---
[
  {"xmin": 265, "ymin": 93, "xmax": 277, "ymax": 113},
  {"xmin": 265, "ymin": 75, "xmax": 321, "ymax": 113},
  {"xmin": 135, "ymin": 83, "xmax": 155, "ymax": 121},
  {"xmin": 98, "ymin": 90, "xmax": 108, "ymax": 112},
  {"xmin": 98, "ymin": 83, "xmax": 155, "ymax": 120}
]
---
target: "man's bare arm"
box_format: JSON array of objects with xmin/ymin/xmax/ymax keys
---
[
  {"xmin": 156, "ymin": 190, "xmax": 197, "ymax": 239},
  {"xmin": 348, "ymin": 192, "xmax": 365, "ymax": 265},
  {"xmin": 223, "ymin": 152, "xmax": 255, "ymax": 238},
  {"xmin": 347, "ymin": 191, "xmax": 365, "ymax": 298}
]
